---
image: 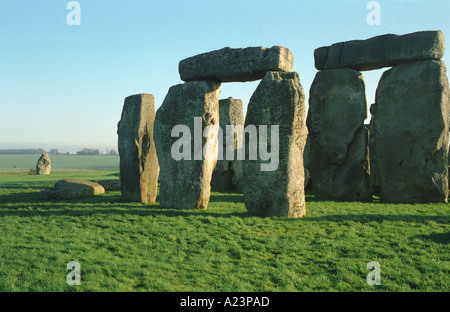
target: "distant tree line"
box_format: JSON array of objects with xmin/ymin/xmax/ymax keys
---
[
  {"xmin": 0, "ymin": 148, "xmax": 46, "ymax": 155},
  {"xmin": 75, "ymin": 148, "xmax": 118, "ymax": 156},
  {"xmin": 0, "ymin": 148, "xmax": 118, "ymax": 156},
  {"xmin": 76, "ymin": 148, "xmax": 101, "ymax": 155}
]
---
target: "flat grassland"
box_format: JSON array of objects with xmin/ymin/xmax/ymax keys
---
[{"xmin": 0, "ymin": 171, "xmax": 449, "ymax": 292}]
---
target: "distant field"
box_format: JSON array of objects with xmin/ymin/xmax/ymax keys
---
[{"xmin": 0, "ymin": 154, "xmax": 119, "ymax": 172}]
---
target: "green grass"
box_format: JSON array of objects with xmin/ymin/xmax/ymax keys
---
[
  {"xmin": 0, "ymin": 171, "xmax": 449, "ymax": 292},
  {"xmin": 0, "ymin": 154, "xmax": 119, "ymax": 171}
]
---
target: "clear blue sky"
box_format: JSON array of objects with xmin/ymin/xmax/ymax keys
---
[{"xmin": 0, "ymin": 0, "xmax": 449, "ymax": 153}]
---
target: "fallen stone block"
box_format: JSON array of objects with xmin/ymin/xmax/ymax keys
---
[
  {"xmin": 90, "ymin": 179, "xmax": 121, "ymax": 191},
  {"xmin": 39, "ymin": 179, "xmax": 105, "ymax": 200}
]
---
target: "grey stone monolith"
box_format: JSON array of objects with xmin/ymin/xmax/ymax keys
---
[
  {"xmin": 243, "ymin": 71, "xmax": 307, "ymax": 218},
  {"xmin": 307, "ymin": 68, "xmax": 372, "ymax": 201},
  {"xmin": 211, "ymin": 97, "xmax": 244, "ymax": 192},
  {"xmin": 154, "ymin": 81, "xmax": 221, "ymax": 210},
  {"xmin": 374, "ymin": 60, "xmax": 449, "ymax": 203},
  {"xmin": 117, "ymin": 94, "xmax": 159, "ymax": 203},
  {"xmin": 36, "ymin": 152, "xmax": 51, "ymax": 175}
]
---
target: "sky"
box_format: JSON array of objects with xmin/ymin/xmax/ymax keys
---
[{"xmin": 0, "ymin": 0, "xmax": 449, "ymax": 153}]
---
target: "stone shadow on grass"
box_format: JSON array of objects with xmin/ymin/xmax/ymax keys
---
[
  {"xmin": 0, "ymin": 192, "xmax": 251, "ymax": 218},
  {"xmin": 300, "ymin": 214, "xmax": 450, "ymax": 225},
  {"xmin": 0, "ymin": 205, "xmax": 251, "ymax": 219},
  {"xmin": 0, "ymin": 191, "xmax": 122, "ymax": 204},
  {"xmin": 1, "ymin": 199, "xmax": 448, "ymax": 223},
  {"xmin": 410, "ymin": 232, "xmax": 450, "ymax": 245},
  {"xmin": 2, "ymin": 189, "xmax": 448, "ymax": 223},
  {"xmin": 0, "ymin": 182, "xmax": 54, "ymax": 190}
]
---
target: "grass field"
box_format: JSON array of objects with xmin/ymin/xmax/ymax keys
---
[
  {"xmin": 0, "ymin": 171, "xmax": 449, "ymax": 292},
  {"xmin": 0, "ymin": 154, "xmax": 119, "ymax": 172}
]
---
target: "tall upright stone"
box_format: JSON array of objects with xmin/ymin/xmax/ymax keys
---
[
  {"xmin": 36, "ymin": 152, "xmax": 51, "ymax": 175},
  {"xmin": 374, "ymin": 60, "xmax": 449, "ymax": 203},
  {"xmin": 243, "ymin": 71, "xmax": 307, "ymax": 218},
  {"xmin": 307, "ymin": 68, "xmax": 372, "ymax": 201},
  {"xmin": 117, "ymin": 94, "xmax": 159, "ymax": 203},
  {"xmin": 154, "ymin": 81, "xmax": 221, "ymax": 210},
  {"xmin": 211, "ymin": 97, "xmax": 244, "ymax": 192}
]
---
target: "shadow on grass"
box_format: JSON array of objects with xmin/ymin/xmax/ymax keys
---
[
  {"xmin": 410, "ymin": 232, "xmax": 450, "ymax": 244},
  {"xmin": 301, "ymin": 214, "xmax": 450, "ymax": 224},
  {"xmin": 0, "ymin": 191, "xmax": 123, "ymax": 204},
  {"xmin": 0, "ymin": 191, "xmax": 242, "ymax": 204},
  {"xmin": 1, "ymin": 190, "xmax": 449, "ymax": 224},
  {"xmin": 1, "ymin": 203, "xmax": 449, "ymax": 225},
  {"xmin": 0, "ymin": 191, "xmax": 251, "ymax": 218},
  {"xmin": 0, "ymin": 182, "xmax": 54, "ymax": 190},
  {"xmin": 0, "ymin": 205, "xmax": 251, "ymax": 219}
]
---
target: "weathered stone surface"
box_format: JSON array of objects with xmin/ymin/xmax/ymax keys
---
[
  {"xmin": 36, "ymin": 152, "xmax": 51, "ymax": 175},
  {"xmin": 39, "ymin": 179, "xmax": 105, "ymax": 200},
  {"xmin": 179, "ymin": 46, "xmax": 294, "ymax": 82},
  {"xmin": 117, "ymin": 94, "xmax": 159, "ymax": 203},
  {"xmin": 368, "ymin": 104, "xmax": 381, "ymax": 193},
  {"xmin": 315, "ymin": 30, "xmax": 445, "ymax": 71},
  {"xmin": 154, "ymin": 81, "xmax": 221, "ymax": 209},
  {"xmin": 243, "ymin": 71, "xmax": 307, "ymax": 218},
  {"xmin": 211, "ymin": 97, "xmax": 244, "ymax": 192},
  {"xmin": 90, "ymin": 179, "xmax": 121, "ymax": 191},
  {"xmin": 374, "ymin": 60, "xmax": 449, "ymax": 203},
  {"xmin": 304, "ymin": 168, "xmax": 310, "ymax": 190},
  {"xmin": 307, "ymin": 68, "xmax": 372, "ymax": 201},
  {"xmin": 304, "ymin": 134, "xmax": 312, "ymax": 190}
]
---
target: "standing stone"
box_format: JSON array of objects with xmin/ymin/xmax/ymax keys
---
[
  {"xmin": 315, "ymin": 30, "xmax": 445, "ymax": 71},
  {"xmin": 374, "ymin": 60, "xmax": 449, "ymax": 203},
  {"xmin": 117, "ymin": 94, "xmax": 159, "ymax": 203},
  {"xmin": 154, "ymin": 81, "xmax": 221, "ymax": 209},
  {"xmin": 368, "ymin": 103, "xmax": 381, "ymax": 193},
  {"xmin": 307, "ymin": 68, "xmax": 372, "ymax": 201},
  {"xmin": 243, "ymin": 71, "xmax": 307, "ymax": 218},
  {"xmin": 36, "ymin": 152, "xmax": 51, "ymax": 175},
  {"xmin": 211, "ymin": 97, "xmax": 244, "ymax": 192},
  {"xmin": 179, "ymin": 46, "xmax": 294, "ymax": 82}
]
